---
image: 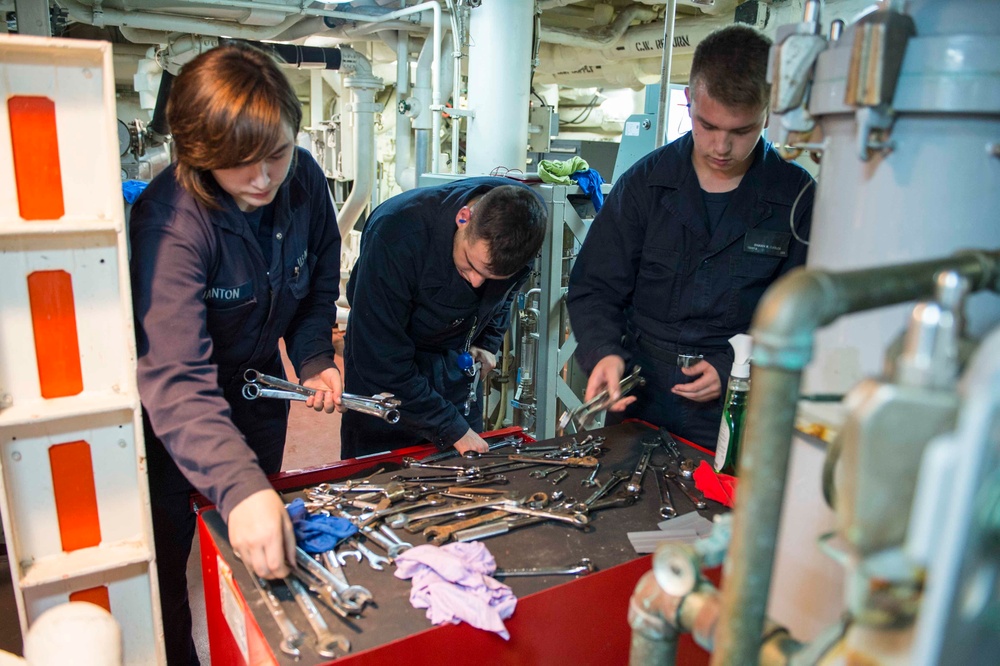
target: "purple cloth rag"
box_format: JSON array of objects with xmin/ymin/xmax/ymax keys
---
[{"xmin": 394, "ymin": 542, "xmax": 517, "ymax": 639}]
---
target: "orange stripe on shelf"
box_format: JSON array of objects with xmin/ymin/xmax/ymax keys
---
[
  {"xmin": 27, "ymin": 270, "xmax": 84, "ymax": 398},
  {"xmin": 7, "ymin": 96, "xmax": 65, "ymax": 220},
  {"xmin": 49, "ymin": 440, "xmax": 102, "ymax": 552},
  {"xmin": 70, "ymin": 586, "xmax": 111, "ymax": 613}
]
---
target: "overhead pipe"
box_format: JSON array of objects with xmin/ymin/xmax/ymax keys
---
[
  {"xmin": 321, "ymin": 1, "xmax": 443, "ymax": 173},
  {"xmin": 539, "ymin": 4, "xmax": 660, "ymax": 48},
  {"xmin": 55, "ymin": 0, "xmax": 304, "ymax": 40},
  {"xmin": 712, "ymin": 249, "xmax": 1000, "ymax": 665}
]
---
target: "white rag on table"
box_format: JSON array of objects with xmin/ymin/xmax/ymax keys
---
[{"xmin": 394, "ymin": 541, "xmax": 517, "ymax": 639}]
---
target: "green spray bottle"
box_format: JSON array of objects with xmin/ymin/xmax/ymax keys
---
[{"xmin": 714, "ymin": 333, "xmax": 753, "ymax": 475}]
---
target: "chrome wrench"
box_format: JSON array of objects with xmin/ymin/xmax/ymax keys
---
[
  {"xmin": 494, "ymin": 558, "xmax": 596, "ymax": 577},
  {"xmin": 348, "ymin": 538, "xmax": 390, "ymax": 570},
  {"xmin": 240, "ymin": 559, "xmax": 304, "ymax": 658},
  {"xmin": 653, "ymin": 468, "xmax": 677, "ymax": 519},
  {"xmin": 284, "ymin": 576, "xmax": 351, "ymax": 659},
  {"xmin": 243, "ymin": 369, "xmax": 401, "ymax": 423},
  {"xmin": 666, "ymin": 469, "xmax": 707, "ymax": 510}
]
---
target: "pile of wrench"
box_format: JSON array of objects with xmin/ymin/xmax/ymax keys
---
[{"xmin": 243, "ymin": 431, "xmax": 712, "ymax": 659}]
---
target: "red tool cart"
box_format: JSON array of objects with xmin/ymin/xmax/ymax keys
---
[{"xmin": 198, "ymin": 422, "xmax": 720, "ymax": 665}]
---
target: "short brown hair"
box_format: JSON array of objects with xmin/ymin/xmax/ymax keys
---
[
  {"xmin": 167, "ymin": 43, "xmax": 303, "ymax": 208},
  {"xmin": 469, "ymin": 185, "xmax": 548, "ymax": 276},
  {"xmin": 689, "ymin": 25, "xmax": 772, "ymax": 111}
]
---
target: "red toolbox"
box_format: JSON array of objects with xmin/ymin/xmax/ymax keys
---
[{"xmin": 198, "ymin": 422, "xmax": 719, "ymax": 665}]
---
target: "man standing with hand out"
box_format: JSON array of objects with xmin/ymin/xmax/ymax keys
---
[{"xmin": 567, "ymin": 25, "xmax": 814, "ymax": 447}]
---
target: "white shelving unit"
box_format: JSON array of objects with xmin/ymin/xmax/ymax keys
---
[{"xmin": 0, "ymin": 35, "xmax": 164, "ymax": 664}]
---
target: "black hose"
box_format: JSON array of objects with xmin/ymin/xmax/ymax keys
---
[{"xmin": 146, "ymin": 69, "xmax": 173, "ymax": 141}]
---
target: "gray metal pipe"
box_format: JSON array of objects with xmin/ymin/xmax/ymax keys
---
[
  {"xmin": 654, "ymin": 0, "xmax": 677, "ymax": 149},
  {"xmin": 711, "ymin": 249, "xmax": 1000, "ymax": 665}
]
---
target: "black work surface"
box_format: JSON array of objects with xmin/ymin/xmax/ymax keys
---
[{"xmin": 202, "ymin": 421, "xmax": 723, "ymax": 664}]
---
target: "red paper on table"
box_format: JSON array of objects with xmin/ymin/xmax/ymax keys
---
[{"xmin": 693, "ymin": 460, "xmax": 737, "ymax": 508}]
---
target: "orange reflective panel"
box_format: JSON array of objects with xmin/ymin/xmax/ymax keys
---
[
  {"xmin": 7, "ymin": 96, "xmax": 65, "ymax": 220},
  {"xmin": 70, "ymin": 586, "xmax": 111, "ymax": 613},
  {"xmin": 27, "ymin": 270, "xmax": 84, "ymax": 398},
  {"xmin": 49, "ymin": 440, "xmax": 102, "ymax": 552}
]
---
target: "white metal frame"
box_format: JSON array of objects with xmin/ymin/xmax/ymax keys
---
[{"xmin": 0, "ymin": 35, "xmax": 164, "ymax": 664}]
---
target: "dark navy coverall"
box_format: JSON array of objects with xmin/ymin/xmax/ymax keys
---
[
  {"xmin": 342, "ymin": 177, "xmax": 532, "ymax": 458},
  {"xmin": 567, "ymin": 134, "xmax": 814, "ymax": 448},
  {"xmin": 130, "ymin": 148, "xmax": 340, "ymax": 665}
]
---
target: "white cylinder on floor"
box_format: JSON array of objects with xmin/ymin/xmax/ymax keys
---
[
  {"xmin": 465, "ymin": 0, "xmax": 534, "ymax": 175},
  {"xmin": 23, "ymin": 602, "xmax": 122, "ymax": 666}
]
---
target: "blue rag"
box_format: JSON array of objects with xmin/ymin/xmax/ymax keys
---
[
  {"xmin": 569, "ymin": 168, "xmax": 605, "ymax": 213},
  {"xmin": 286, "ymin": 498, "xmax": 357, "ymax": 554},
  {"xmin": 122, "ymin": 179, "xmax": 148, "ymax": 204}
]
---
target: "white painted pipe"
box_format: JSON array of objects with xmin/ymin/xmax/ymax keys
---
[
  {"xmin": 393, "ymin": 31, "xmax": 416, "ymax": 191},
  {"xmin": 446, "ymin": 1, "xmax": 464, "ymax": 174},
  {"xmin": 336, "ymin": 47, "xmax": 383, "ymax": 237},
  {"xmin": 465, "ymin": 0, "xmax": 533, "ymax": 175}
]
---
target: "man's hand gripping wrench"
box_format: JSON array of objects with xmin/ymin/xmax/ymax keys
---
[{"xmin": 558, "ymin": 366, "xmax": 645, "ymax": 431}]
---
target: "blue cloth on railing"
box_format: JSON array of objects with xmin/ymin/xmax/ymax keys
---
[
  {"xmin": 569, "ymin": 168, "xmax": 605, "ymax": 213},
  {"xmin": 286, "ymin": 497, "xmax": 358, "ymax": 554},
  {"xmin": 122, "ymin": 179, "xmax": 149, "ymax": 204}
]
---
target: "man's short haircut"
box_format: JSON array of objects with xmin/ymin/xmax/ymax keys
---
[
  {"xmin": 468, "ymin": 185, "xmax": 548, "ymax": 276},
  {"xmin": 167, "ymin": 43, "xmax": 303, "ymax": 209},
  {"xmin": 689, "ymin": 24, "xmax": 772, "ymax": 111}
]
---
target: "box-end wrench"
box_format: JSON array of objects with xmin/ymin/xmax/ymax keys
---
[
  {"xmin": 240, "ymin": 559, "xmax": 304, "ymax": 658},
  {"xmin": 243, "ymin": 369, "xmax": 401, "ymax": 423},
  {"xmin": 666, "ymin": 469, "xmax": 707, "ymax": 510},
  {"xmin": 652, "ymin": 468, "xmax": 677, "ymax": 519},
  {"xmin": 625, "ymin": 440, "xmax": 658, "ymax": 495},
  {"xmin": 494, "ymin": 558, "xmax": 596, "ymax": 577},
  {"xmin": 584, "ymin": 470, "xmax": 629, "ymax": 507},
  {"xmin": 284, "ymin": 576, "xmax": 351, "ymax": 659}
]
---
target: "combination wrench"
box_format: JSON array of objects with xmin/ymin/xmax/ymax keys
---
[
  {"xmin": 625, "ymin": 439, "xmax": 658, "ymax": 495},
  {"xmin": 240, "ymin": 559, "xmax": 304, "ymax": 658},
  {"xmin": 494, "ymin": 558, "xmax": 595, "ymax": 577},
  {"xmin": 243, "ymin": 369, "xmax": 402, "ymax": 423},
  {"xmin": 652, "ymin": 467, "xmax": 677, "ymax": 519},
  {"xmin": 284, "ymin": 576, "xmax": 351, "ymax": 659},
  {"xmin": 666, "ymin": 469, "xmax": 707, "ymax": 510}
]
